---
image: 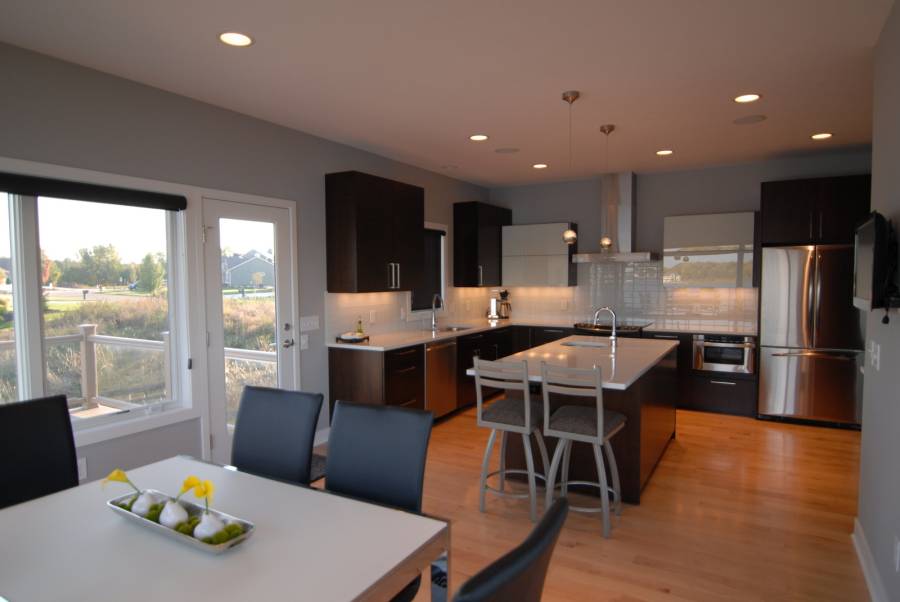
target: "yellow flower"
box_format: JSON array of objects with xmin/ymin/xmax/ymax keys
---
[
  {"xmin": 180, "ymin": 475, "xmax": 200, "ymax": 495},
  {"xmin": 103, "ymin": 468, "xmax": 129, "ymax": 485},
  {"xmin": 192, "ymin": 479, "xmax": 215, "ymax": 502}
]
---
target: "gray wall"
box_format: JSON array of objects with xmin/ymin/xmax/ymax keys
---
[
  {"xmin": 488, "ymin": 151, "xmax": 872, "ymax": 253},
  {"xmin": 858, "ymin": 3, "xmax": 900, "ymax": 599},
  {"xmin": 0, "ymin": 43, "xmax": 486, "ymax": 472}
]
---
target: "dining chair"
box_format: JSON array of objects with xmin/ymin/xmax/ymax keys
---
[
  {"xmin": 326, "ymin": 400, "xmax": 434, "ymax": 602},
  {"xmin": 0, "ymin": 395, "xmax": 79, "ymax": 510},
  {"xmin": 453, "ymin": 498, "xmax": 569, "ymax": 602},
  {"xmin": 473, "ymin": 357, "xmax": 550, "ymax": 523},
  {"xmin": 540, "ymin": 362, "xmax": 625, "ymax": 538},
  {"xmin": 231, "ymin": 386, "xmax": 324, "ymax": 485}
]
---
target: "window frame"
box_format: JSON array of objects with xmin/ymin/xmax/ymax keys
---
[{"xmin": 408, "ymin": 222, "xmax": 447, "ymax": 318}]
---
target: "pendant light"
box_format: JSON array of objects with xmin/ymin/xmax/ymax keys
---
[
  {"xmin": 561, "ymin": 90, "xmax": 581, "ymax": 246},
  {"xmin": 599, "ymin": 124, "xmax": 616, "ymax": 251}
]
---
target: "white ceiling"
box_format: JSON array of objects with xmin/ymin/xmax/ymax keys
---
[{"xmin": 0, "ymin": 0, "xmax": 893, "ymax": 187}]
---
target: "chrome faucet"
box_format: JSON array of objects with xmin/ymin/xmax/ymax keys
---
[
  {"xmin": 592, "ymin": 306, "xmax": 617, "ymax": 342},
  {"xmin": 431, "ymin": 294, "xmax": 444, "ymax": 331}
]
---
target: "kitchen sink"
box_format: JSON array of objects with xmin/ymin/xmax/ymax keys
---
[
  {"xmin": 560, "ymin": 340, "xmax": 609, "ymax": 348},
  {"xmin": 436, "ymin": 326, "xmax": 472, "ymax": 332}
]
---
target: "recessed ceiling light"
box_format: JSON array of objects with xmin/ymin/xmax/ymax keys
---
[
  {"xmin": 532, "ymin": 163, "xmax": 548, "ymax": 169},
  {"xmin": 811, "ymin": 132, "xmax": 833, "ymax": 140},
  {"xmin": 219, "ymin": 32, "xmax": 253, "ymax": 47},
  {"xmin": 734, "ymin": 93, "xmax": 761, "ymax": 103},
  {"xmin": 656, "ymin": 149, "xmax": 674, "ymax": 156},
  {"xmin": 469, "ymin": 134, "xmax": 489, "ymax": 142}
]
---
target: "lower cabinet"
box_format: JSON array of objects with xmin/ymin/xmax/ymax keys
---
[
  {"xmin": 328, "ymin": 344, "xmax": 424, "ymax": 415},
  {"xmin": 683, "ymin": 374, "xmax": 758, "ymax": 417},
  {"xmin": 531, "ymin": 326, "xmax": 573, "ymax": 346},
  {"xmin": 456, "ymin": 327, "xmax": 513, "ymax": 409},
  {"xmin": 510, "ymin": 325, "xmax": 532, "ymax": 353}
]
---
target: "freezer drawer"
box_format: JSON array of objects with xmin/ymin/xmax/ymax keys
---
[{"xmin": 759, "ymin": 347, "xmax": 862, "ymax": 424}]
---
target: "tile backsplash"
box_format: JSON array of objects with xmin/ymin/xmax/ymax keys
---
[{"xmin": 325, "ymin": 261, "xmax": 757, "ymax": 338}]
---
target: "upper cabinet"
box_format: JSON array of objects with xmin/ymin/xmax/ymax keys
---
[
  {"xmin": 760, "ymin": 175, "xmax": 871, "ymax": 246},
  {"xmin": 453, "ymin": 202, "xmax": 512, "ymax": 287},
  {"xmin": 326, "ymin": 171, "xmax": 424, "ymax": 293},
  {"xmin": 663, "ymin": 212, "xmax": 756, "ymax": 288},
  {"xmin": 502, "ymin": 223, "xmax": 577, "ymax": 287}
]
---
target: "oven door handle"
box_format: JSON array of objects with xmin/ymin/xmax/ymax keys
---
[{"xmin": 698, "ymin": 342, "xmax": 756, "ymax": 349}]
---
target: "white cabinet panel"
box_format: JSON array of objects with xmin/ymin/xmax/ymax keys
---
[
  {"xmin": 503, "ymin": 255, "xmax": 571, "ymax": 286},
  {"xmin": 502, "ymin": 223, "xmax": 570, "ymax": 256}
]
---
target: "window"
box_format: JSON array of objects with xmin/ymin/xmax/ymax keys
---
[
  {"xmin": 411, "ymin": 228, "xmax": 445, "ymax": 311},
  {"xmin": 0, "ymin": 172, "xmax": 187, "ymax": 428}
]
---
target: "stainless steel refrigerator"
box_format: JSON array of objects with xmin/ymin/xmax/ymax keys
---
[{"xmin": 759, "ymin": 245, "xmax": 864, "ymax": 425}]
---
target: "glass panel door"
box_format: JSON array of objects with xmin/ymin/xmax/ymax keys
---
[{"xmin": 203, "ymin": 198, "xmax": 297, "ymax": 464}]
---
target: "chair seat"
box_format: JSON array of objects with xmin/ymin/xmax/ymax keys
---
[
  {"xmin": 548, "ymin": 405, "xmax": 625, "ymax": 438},
  {"xmin": 481, "ymin": 393, "xmax": 543, "ymax": 428}
]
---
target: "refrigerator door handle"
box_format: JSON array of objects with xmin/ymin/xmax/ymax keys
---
[
  {"xmin": 814, "ymin": 251, "xmax": 823, "ymax": 347},
  {"xmin": 770, "ymin": 351, "xmax": 855, "ymax": 361},
  {"xmin": 805, "ymin": 250, "xmax": 816, "ymax": 349}
]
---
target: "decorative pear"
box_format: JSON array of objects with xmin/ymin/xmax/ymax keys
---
[
  {"xmin": 130, "ymin": 491, "xmax": 161, "ymax": 517},
  {"xmin": 159, "ymin": 500, "xmax": 189, "ymax": 529},
  {"xmin": 193, "ymin": 512, "xmax": 225, "ymax": 541}
]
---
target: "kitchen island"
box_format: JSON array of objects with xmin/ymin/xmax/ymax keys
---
[{"xmin": 467, "ymin": 335, "xmax": 679, "ymax": 504}]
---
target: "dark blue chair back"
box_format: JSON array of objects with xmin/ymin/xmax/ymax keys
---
[
  {"xmin": 325, "ymin": 400, "xmax": 433, "ymax": 513},
  {"xmin": 231, "ymin": 386, "xmax": 323, "ymax": 485},
  {"xmin": 0, "ymin": 395, "xmax": 78, "ymax": 509},
  {"xmin": 454, "ymin": 498, "xmax": 569, "ymax": 602}
]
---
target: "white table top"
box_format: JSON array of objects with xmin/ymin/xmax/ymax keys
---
[
  {"xmin": 466, "ymin": 335, "xmax": 678, "ymax": 390},
  {"xmin": 0, "ymin": 456, "xmax": 448, "ymax": 602}
]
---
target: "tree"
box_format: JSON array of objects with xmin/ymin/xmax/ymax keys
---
[
  {"xmin": 250, "ymin": 271, "xmax": 265, "ymax": 288},
  {"xmin": 138, "ymin": 253, "xmax": 164, "ymax": 294},
  {"xmin": 40, "ymin": 251, "xmax": 62, "ymax": 286},
  {"xmin": 77, "ymin": 245, "xmax": 123, "ymax": 286}
]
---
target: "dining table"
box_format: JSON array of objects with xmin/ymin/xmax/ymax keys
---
[{"xmin": 0, "ymin": 455, "xmax": 450, "ymax": 601}]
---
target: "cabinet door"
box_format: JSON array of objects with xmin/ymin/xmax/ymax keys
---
[
  {"xmin": 453, "ymin": 203, "xmax": 480, "ymax": 287},
  {"xmin": 760, "ymin": 179, "xmax": 817, "ymax": 245},
  {"xmin": 684, "ymin": 374, "xmax": 757, "ymax": 417},
  {"xmin": 815, "ymin": 175, "xmax": 871, "ymax": 244},
  {"xmin": 531, "ymin": 327, "xmax": 571, "ymax": 346},
  {"xmin": 391, "ymin": 181, "xmax": 425, "ymax": 291},
  {"xmin": 476, "ymin": 204, "xmax": 511, "ymax": 286},
  {"xmin": 384, "ymin": 346, "xmax": 424, "ymax": 408},
  {"xmin": 511, "ymin": 326, "xmax": 532, "ymax": 353},
  {"xmin": 356, "ymin": 194, "xmax": 395, "ymax": 292}
]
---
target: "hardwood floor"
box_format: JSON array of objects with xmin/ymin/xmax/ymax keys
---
[{"xmin": 415, "ymin": 408, "xmax": 866, "ymax": 601}]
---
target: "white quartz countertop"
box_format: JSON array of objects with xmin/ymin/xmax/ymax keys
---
[
  {"xmin": 465, "ymin": 335, "xmax": 678, "ymax": 390},
  {"xmin": 327, "ymin": 319, "xmax": 571, "ymax": 352}
]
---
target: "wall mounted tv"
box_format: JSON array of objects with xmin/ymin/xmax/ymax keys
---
[{"xmin": 853, "ymin": 211, "xmax": 898, "ymax": 311}]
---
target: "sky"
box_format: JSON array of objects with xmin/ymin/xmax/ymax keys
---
[{"xmin": 1, "ymin": 195, "xmax": 274, "ymax": 263}]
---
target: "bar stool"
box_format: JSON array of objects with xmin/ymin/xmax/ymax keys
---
[
  {"xmin": 474, "ymin": 357, "xmax": 551, "ymax": 523},
  {"xmin": 540, "ymin": 362, "xmax": 625, "ymax": 538}
]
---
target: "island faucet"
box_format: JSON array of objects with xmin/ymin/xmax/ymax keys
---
[
  {"xmin": 431, "ymin": 293, "xmax": 444, "ymax": 331},
  {"xmin": 592, "ymin": 306, "xmax": 617, "ymax": 342}
]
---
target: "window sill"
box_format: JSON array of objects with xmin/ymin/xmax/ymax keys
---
[{"xmin": 73, "ymin": 405, "xmax": 200, "ymax": 448}]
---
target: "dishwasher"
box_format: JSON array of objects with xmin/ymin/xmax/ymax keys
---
[{"xmin": 425, "ymin": 339, "xmax": 457, "ymax": 418}]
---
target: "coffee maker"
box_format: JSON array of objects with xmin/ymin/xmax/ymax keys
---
[{"xmin": 498, "ymin": 289, "xmax": 511, "ymax": 319}]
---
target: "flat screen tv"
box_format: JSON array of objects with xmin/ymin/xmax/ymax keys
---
[{"xmin": 853, "ymin": 211, "xmax": 896, "ymax": 310}]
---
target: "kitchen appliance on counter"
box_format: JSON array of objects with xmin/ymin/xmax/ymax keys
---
[
  {"xmin": 425, "ymin": 339, "xmax": 457, "ymax": 418},
  {"xmin": 692, "ymin": 334, "xmax": 756, "ymax": 374},
  {"xmin": 759, "ymin": 245, "xmax": 864, "ymax": 426},
  {"xmin": 498, "ymin": 289, "xmax": 512, "ymax": 319}
]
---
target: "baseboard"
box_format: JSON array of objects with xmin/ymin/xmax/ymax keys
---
[
  {"xmin": 314, "ymin": 427, "xmax": 330, "ymax": 447},
  {"xmin": 853, "ymin": 518, "xmax": 890, "ymax": 602}
]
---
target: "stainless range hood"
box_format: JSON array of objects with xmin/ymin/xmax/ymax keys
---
[{"xmin": 572, "ymin": 172, "xmax": 658, "ymax": 263}]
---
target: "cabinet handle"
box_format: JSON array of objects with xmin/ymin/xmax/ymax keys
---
[
  {"xmin": 808, "ymin": 214, "xmax": 813, "ymax": 240},
  {"xmin": 478, "ymin": 265, "xmax": 483, "ymax": 286},
  {"xmin": 710, "ymin": 380, "xmax": 737, "ymax": 386},
  {"xmin": 392, "ymin": 348, "xmax": 418, "ymax": 356},
  {"xmin": 543, "ymin": 329, "xmax": 564, "ymax": 333},
  {"xmin": 466, "ymin": 334, "xmax": 484, "ymax": 340},
  {"xmin": 652, "ymin": 334, "xmax": 679, "ymax": 339},
  {"xmin": 394, "ymin": 366, "xmax": 417, "ymax": 374},
  {"xmin": 396, "ymin": 263, "xmax": 401, "ymax": 289},
  {"xmin": 387, "ymin": 263, "xmax": 394, "ymax": 289},
  {"xmin": 818, "ymin": 211, "xmax": 823, "ymax": 240}
]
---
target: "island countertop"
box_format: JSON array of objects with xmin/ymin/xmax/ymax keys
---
[{"xmin": 465, "ymin": 335, "xmax": 678, "ymax": 390}]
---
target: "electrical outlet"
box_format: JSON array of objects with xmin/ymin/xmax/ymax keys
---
[
  {"xmin": 299, "ymin": 315, "xmax": 319, "ymax": 332},
  {"xmin": 299, "ymin": 335, "xmax": 309, "ymax": 350},
  {"xmin": 369, "ymin": 310, "xmax": 377, "ymax": 324},
  {"xmin": 77, "ymin": 457, "xmax": 87, "ymax": 481},
  {"xmin": 873, "ymin": 342, "xmax": 881, "ymax": 372},
  {"xmin": 894, "ymin": 536, "xmax": 900, "ymax": 573}
]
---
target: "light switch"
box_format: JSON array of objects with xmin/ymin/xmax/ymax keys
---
[
  {"xmin": 299, "ymin": 334, "xmax": 309, "ymax": 350},
  {"xmin": 299, "ymin": 315, "xmax": 319, "ymax": 332},
  {"xmin": 369, "ymin": 310, "xmax": 377, "ymax": 324}
]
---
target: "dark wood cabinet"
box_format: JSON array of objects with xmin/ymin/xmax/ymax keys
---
[
  {"xmin": 510, "ymin": 326, "xmax": 532, "ymax": 353},
  {"xmin": 643, "ymin": 332, "xmax": 693, "ymax": 408},
  {"xmin": 683, "ymin": 374, "xmax": 757, "ymax": 417},
  {"xmin": 326, "ymin": 171, "xmax": 424, "ymax": 292},
  {"xmin": 453, "ymin": 202, "xmax": 512, "ymax": 287},
  {"xmin": 531, "ymin": 326, "xmax": 573, "ymax": 346},
  {"xmin": 760, "ymin": 175, "xmax": 870, "ymax": 246},
  {"xmin": 328, "ymin": 344, "xmax": 424, "ymax": 415}
]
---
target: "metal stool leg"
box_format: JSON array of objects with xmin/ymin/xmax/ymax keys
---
[
  {"xmin": 544, "ymin": 436, "xmax": 566, "ymax": 510},
  {"xmin": 592, "ymin": 443, "xmax": 612, "ymax": 538},
  {"xmin": 521, "ymin": 433, "xmax": 538, "ymax": 523},
  {"xmin": 533, "ymin": 428, "xmax": 551, "ymax": 486},
  {"xmin": 498, "ymin": 431, "xmax": 508, "ymax": 492},
  {"xmin": 479, "ymin": 429, "xmax": 498, "ymax": 513},
  {"xmin": 603, "ymin": 438, "xmax": 622, "ymax": 517},
  {"xmin": 561, "ymin": 440, "xmax": 572, "ymax": 498}
]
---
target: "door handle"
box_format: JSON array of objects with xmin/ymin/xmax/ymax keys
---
[
  {"xmin": 387, "ymin": 263, "xmax": 395, "ymax": 289},
  {"xmin": 710, "ymin": 380, "xmax": 736, "ymax": 386},
  {"xmin": 282, "ymin": 338, "xmax": 295, "ymax": 349}
]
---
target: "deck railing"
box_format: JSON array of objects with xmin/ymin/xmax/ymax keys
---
[{"xmin": 0, "ymin": 323, "xmax": 277, "ymax": 410}]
